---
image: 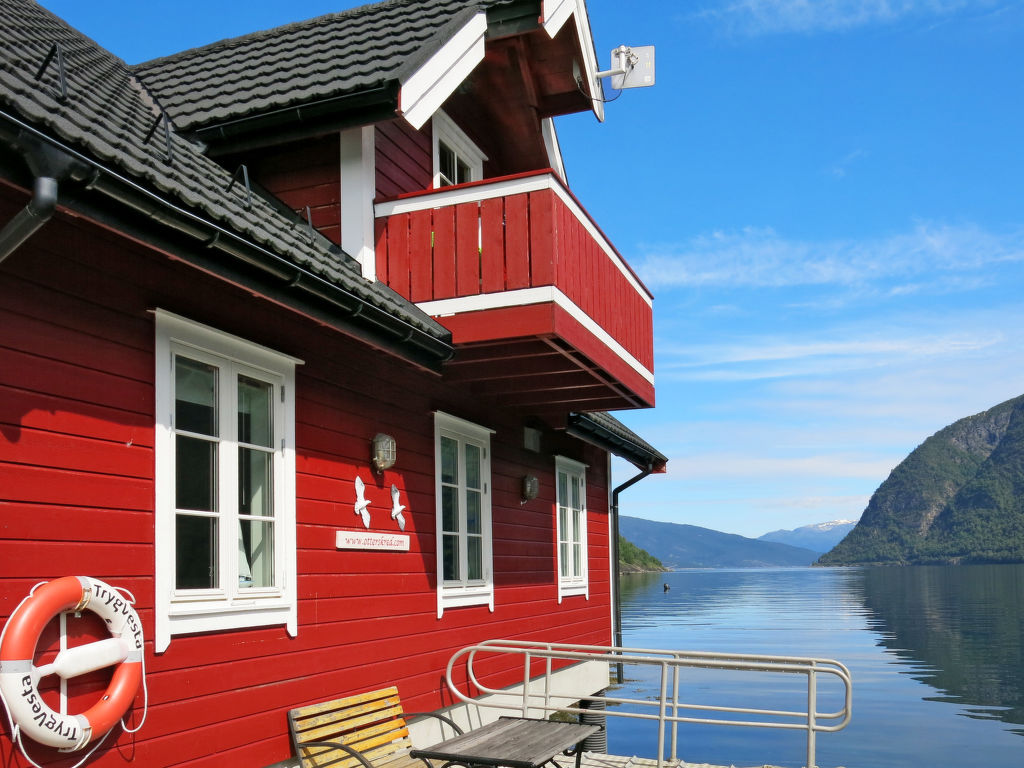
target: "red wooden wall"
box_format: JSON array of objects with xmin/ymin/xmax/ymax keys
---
[
  {"xmin": 0, "ymin": 190, "xmax": 613, "ymax": 768},
  {"xmin": 376, "ymin": 120, "xmax": 432, "ymax": 200},
  {"xmin": 243, "ymin": 135, "xmax": 342, "ymax": 245}
]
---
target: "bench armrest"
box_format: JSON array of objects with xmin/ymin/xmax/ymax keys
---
[{"xmin": 405, "ymin": 712, "xmax": 465, "ymax": 737}]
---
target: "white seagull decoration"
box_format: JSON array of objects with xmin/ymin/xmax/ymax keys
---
[
  {"xmin": 390, "ymin": 484, "xmax": 407, "ymax": 531},
  {"xmin": 353, "ymin": 475, "xmax": 371, "ymax": 529}
]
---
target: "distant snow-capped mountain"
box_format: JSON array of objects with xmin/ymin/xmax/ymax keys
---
[{"xmin": 758, "ymin": 520, "xmax": 857, "ymax": 554}]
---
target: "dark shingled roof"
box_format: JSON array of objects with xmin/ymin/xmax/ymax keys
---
[
  {"xmin": 0, "ymin": 0, "xmax": 451, "ymax": 355},
  {"xmin": 133, "ymin": 0, "xmax": 514, "ymax": 134},
  {"xmin": 569, "ymin": 412, "xmax": 668, "ymax": 473}
]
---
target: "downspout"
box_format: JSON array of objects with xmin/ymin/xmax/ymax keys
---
[
  {"xmin": 611, "ymin": 464, "xmax": 653, "ymax": 682},
  {"xmin": 0, "ymin": 174, "xmax": 58, "ymax": 263}
]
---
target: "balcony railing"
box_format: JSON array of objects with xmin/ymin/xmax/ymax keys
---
[
  {"xmin": 446, "ymin": 640, "xmax": 852, "ymax": 768},
  {"xmin": 374, "ymin": 171, "xmax": 654, "ymax": 377}
]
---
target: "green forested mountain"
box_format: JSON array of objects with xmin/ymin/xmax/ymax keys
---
[
  {"xmin": 618, "ymin": 535, "xmax": 667, "ymax": 572},
  {"xmin": 820, "ymin": 394, "xmax": 1024, "ymax": 565}
]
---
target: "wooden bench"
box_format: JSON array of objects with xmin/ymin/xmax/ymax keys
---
[{"xmin": 289, "ymin": 686, "xmax": 464, "ymax": 768}]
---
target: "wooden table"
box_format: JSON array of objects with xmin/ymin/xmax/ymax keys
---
[{"xmin": 410, "ymin": 717, "xmax": 601, "ymax": 768}]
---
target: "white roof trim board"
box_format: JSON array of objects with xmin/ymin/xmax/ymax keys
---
[
  {"xmin": 543, "ymin": 0, "xmax": 604, "ymax": 122},
  {"xmin": 399, "ymin": 12, "xmax": 488, "ymax": 130}
]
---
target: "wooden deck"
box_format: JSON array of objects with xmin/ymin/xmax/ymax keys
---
[{"xmin": 579, "ymin": 752, "xmax": 787, "ymax": 768}]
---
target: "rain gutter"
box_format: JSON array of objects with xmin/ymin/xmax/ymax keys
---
[{"xmin": 0, "ymin": 108, "xmax": 454, "ymax": 368}]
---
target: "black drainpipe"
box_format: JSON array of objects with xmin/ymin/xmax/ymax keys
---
[
  {"xmin": 0, "ymin": 174, "xmax": 57, "ymax": 263},
  {"xmin": 611, "ymin": 464, "xmax": 653, "ymax": 682},
  {"xmin": 0, "ymin": 136, "xmax": 84, "ymax": 264}
]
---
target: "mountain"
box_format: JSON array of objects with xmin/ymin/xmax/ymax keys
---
[
  {"xmin": 759, "ymin": 520, "xmax": 857, "ymax": 554},
  {"xmin": 618, "ymin": 535, "xmax": 667, "ymax": 572},
  {"xmin": 820, "ymin": 394, "xmax": 1024, "ymax": 565},
  {"xmin": 620, "ymin": 515, "xmax": 819, "ymax": 568}
]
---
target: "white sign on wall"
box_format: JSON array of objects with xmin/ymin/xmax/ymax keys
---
[{"xmin": 336, "ymin": 530, "xmax": 410, "ymax": 551}]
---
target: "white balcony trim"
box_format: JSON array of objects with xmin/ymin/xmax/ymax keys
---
[
  {"xmin": 374, "ymin": 174, "xmax": 652, "ymax": 307},
  {"xmin": 417, "ymin": 286, "xmax": 654, "ymax": 385},
  {"xmin": 399, "ymin": 13, "xmax": 488, "ymax": 130}
]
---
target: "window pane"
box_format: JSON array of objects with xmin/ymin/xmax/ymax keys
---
[
  {"xmin": 571, "ymin": 476, "xmax": 581, "ymax": 511},
  {"xmin": 466, "ymin": 490, "xmax": 480, "ymax": 534},
  {"xmin": 176, "ymin": 514, "xmax": 217, "ymax": 589},
  {"xmin": 573, "ymin": 543, "xmax": 583, "ymax": 577},
  {"xmin": 558, "ymin": 472, "xmax": 568, "ymax": 507},
  {"xmin": 559, "ymin": 507, "xmax": 568, "ymax": 543},
  {"xmin": 443, "ymin": 533, "xmax": 459, "ymax": 581},
  {"xmin": 467, "ymin": 535, "xmax": 482, "ymax": 580},
  {"xmin": 439, "ymin": 143, "xmax": 456, "ymax": 187},
  {"xmin": 175, "ymin": 357, "xmax": 217, "ymax": 436},
  {"xmin": 441, "ymin": 436, "xmax": 458, "ymax": 485},
  {"xmin": 572, "ymin": 508, "xmax": 582, "ymax": 543},
  {"xmin": 238, "ymin": 376, "xmax": 272, "ymax": 447},
  {"xmin": 176, "ymin": 435, "xmax": 217, "ymax": 511},
  {"xmin": 442, "ymin": 486, "xmax": 459, "ymax": 533},
  {"xmin": 560, "ymin": 542, "xmax": 569, "ymax": 577},
  {"xmin": 465, "ymin": 443, "xmax": 480, "ymax": 490},
  {"xmin": 239, "ymin": 447, "xmax": 273, "ymax": 517},
  {"xmin": 456, "ymin": 157, "xmax": 471, "ymax": 184},
  {"xmin": 239, "ymin": 519, "xmax": 274, "ymax": 588}
]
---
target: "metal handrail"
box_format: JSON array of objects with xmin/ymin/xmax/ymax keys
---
[{"xmin": 445, "ymin": 640, "xmax": 852, "ymax": 768}]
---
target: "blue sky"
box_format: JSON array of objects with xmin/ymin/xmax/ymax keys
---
[{"xmin": 41, "ymin": 0, "xmax": 1024, "ymax": 537}]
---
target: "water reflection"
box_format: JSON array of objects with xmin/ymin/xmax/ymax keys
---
[
  {"xmin": 615, "ymin": 566, "xmax": 1024, "ymax": 767},
  {"xmin": 854, "ymin": 564, "xmax": 1024, "ymax": 732}
]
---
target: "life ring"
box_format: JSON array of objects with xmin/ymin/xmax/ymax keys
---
[{"xmin": 0, "ymin": 576, "xmax": 143, "ymax": 752}]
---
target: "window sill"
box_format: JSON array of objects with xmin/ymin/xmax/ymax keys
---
[
  {"xmin": 438, "ymin": 584, "xmax": 494, "ymax": 618},
  {"xmin": 157, "ymin": 600, "xmax": 296, "ymax": 653}
]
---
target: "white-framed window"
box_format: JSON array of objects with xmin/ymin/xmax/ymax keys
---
[
  {"xmin": 434, "ymin": 411, "xmax": 494, "ymax": 617},
  {"xmin": 153, "ymin": 310, "xmax": 301, "ymax": 652},
  {"xmin": 432, "ymin": 110, "xmax": 487, "ymax": 188},
  {"xmin": 555, "ymin": 456, "xmax": 589, "ymax": 602}
]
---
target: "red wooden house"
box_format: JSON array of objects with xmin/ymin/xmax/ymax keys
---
[{"xmin": 0, "ymin": 0, "xmax": 665, "ymax": 766}]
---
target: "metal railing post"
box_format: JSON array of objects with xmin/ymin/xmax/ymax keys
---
[{"xmin": 806, "ymin": 663, "xmax": 817, "ymax": 768}]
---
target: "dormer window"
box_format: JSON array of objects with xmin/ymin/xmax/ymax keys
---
[{"xmin": 432, "ymin": 110, "xmax": 486, "ymax": 188}]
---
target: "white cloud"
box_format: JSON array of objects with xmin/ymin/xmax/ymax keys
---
[
  {"xmin": 636, "ymin": 223, "xmax": 1024, "ymax": 290},
  {"xmin": 692, "ymin": 0, "xmax": 1000, "ymax": 35}
]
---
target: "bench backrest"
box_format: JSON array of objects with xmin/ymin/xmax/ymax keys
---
[{"xmin": 289, "ymin": 686, "xmax": 413, "ymax": 768}]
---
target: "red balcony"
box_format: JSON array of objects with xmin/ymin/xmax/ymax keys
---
[{"xmin": 374, "ymin": 170, "xmax": 654, "ymax": 414}]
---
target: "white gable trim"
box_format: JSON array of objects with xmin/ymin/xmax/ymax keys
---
[
  {"xmin": 542, "ymin": 0, "xmax": 603, "ymax": 121},
  {"xmin": 399, "ymin": 13, "xmax": 488, "ymax": 130},
  {"xmin": 542, "ymin": 0, "xmax": 576, "ymax": 35}
]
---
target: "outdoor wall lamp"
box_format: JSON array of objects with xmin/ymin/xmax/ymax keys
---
[
  {"xmin": 521, "ymin": 474, "xmax": 539, "ymax": 504},
  {"xmin": 371, "ymin": 433, "xmax": 396, "ymax": 473}
]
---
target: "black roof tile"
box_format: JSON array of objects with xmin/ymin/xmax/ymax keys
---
[
  {"xmin": 133, "ymin": 0, "xmax": 512, "ymax": 133},
  {"xmin": 0, "ymin": 0, "xmax": 450, "ymax": 349}
]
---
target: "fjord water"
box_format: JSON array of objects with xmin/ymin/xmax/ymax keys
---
[{"xmin": 611, "ymin": 566, "xmax": 1024, "ymax": 768}]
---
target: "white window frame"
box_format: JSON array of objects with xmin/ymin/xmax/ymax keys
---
[
  {"xmin": 555, "ymin": 456, "xmax": 589, "ymax": 602},
  {"xmin": 153, "ymin": 310, "xmax": 300, "ymax": 652},
  {"xmin": 434, "ymin": 411, "xmax": 494, "ymax": 617},
  {"xmin": 432, "ymin": 110, "xmax": 487, "ymax": 188}
]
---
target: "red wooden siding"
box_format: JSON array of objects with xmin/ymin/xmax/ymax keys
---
[
  {"xmin": 374, "ymin": 172, "xmax": 654, "ymax": 372},
  {"xmin": 0, "ymin": 193, "xmax": 613, "ymax": 768},
  {"xmin": 243, "ymin": 135, "xmax": 342, "ymax": 245},
  {"xmin": 376, "ymin": 120, "xmax": 432, "ymax": 199}
]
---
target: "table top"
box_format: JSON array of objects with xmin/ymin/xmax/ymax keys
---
[{"xmin": 410, "ymin": 717, "xmax": 600, "ymax": 768}]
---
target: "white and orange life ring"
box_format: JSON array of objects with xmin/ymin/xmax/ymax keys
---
[{"xmin": 0, "ymin": 576, "xmax": 144, "ymax": 752}]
